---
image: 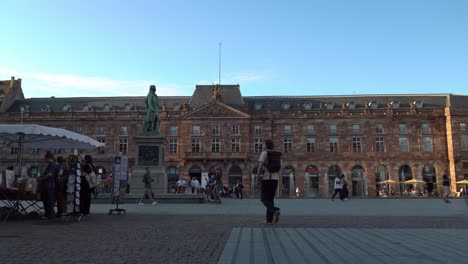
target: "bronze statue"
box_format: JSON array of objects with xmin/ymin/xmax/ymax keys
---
[{"xmin": 145, "ymin": 85, "xmax": 160, "ymax": 133}]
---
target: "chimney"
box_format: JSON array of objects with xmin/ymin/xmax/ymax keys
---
[{"xmin": 10, "ymin": 76, "xmax": 15, "ymax": 88}]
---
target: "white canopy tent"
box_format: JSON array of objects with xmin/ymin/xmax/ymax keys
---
[{"xmin": 0, "ymin": 124, "xmax": 104, "ymax": 174}]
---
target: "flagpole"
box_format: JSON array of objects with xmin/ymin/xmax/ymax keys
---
[{"xmin": 218, "ymin": 42, "xmax": 221, "ymax": 85}]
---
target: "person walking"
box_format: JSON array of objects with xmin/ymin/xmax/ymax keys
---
[
  {"xmin": 257, "ymin": 139, "xmax": 281, "ymax": 225},
  {"xmin": 341, "ymin": 174, "xmax": 350, "ymax": 200},
  {"xmin": 138, "ymin": 167, "xmax": 157, "ymax": 205},
  {"xmin": 442, "ymin": 171, "xmax": 451, "ymax": 203},
  {"xmin": 331, "ymin": 174, "xmax": 344, "ymax": 201}
]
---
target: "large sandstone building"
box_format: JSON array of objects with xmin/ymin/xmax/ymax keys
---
[{"xmin": 1, "ymin": 76, "xmax": 468, "ymax": 197}]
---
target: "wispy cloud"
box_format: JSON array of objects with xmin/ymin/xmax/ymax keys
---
[{"xmin": 0, "ymin": 69, "xmax": 190, "ymax": 98}]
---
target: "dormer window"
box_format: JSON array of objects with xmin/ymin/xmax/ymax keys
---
[
  {"xmin": 325, "ymin": 102, "xmax": 334, "ymax": 110},
  {"xmin": 413, "ymin": 100, "xmax": 424, "ymax": 108},
  {"xmin": 281, "ymin": 102, "xmax": 291, "ymax": 110},
  {"xmin": 62, "ymin": 104, "xmax": 71, "ymax": 112},
  {"xmin": 303, "ymin": 102, "xmax": 313, "ymax": 110},
  {"xmin": 390, "ymin": 101, "xmax": 400, "ymax": 109},
  {"xmin": 20, "ymin": 104, "xmax": 30, "ymax": 112},
  {"xmin": 82, "ymin": 104, "xmax": 93, "ymax": 111},
  {"xmin": 368, "ymin": 101, "xmax": 378, "ymax": 109},
  {"xmin": 346, "ymin": 101, "xmax": 356, "ymax": 109},
  {"xmin": 254, "ymin": 103, "xmax": 263, "ymax": 110},
  {"xmin": 41, "ymin": 104, "xmax": 51, "ymax": 112},
  {"xmin": 123, "ymin": 104, "xmax": 133, "ymax": 111},
  {"xmin": 173, "ymin": 103, "xmax": 181, "ymax": 111},
  {"xmin": 103, "ymin": 104, "xmax": 113, "ymax": 111}
]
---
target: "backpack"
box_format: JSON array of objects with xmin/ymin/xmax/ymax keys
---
[{"xmin": 266, "ymin": 150, "xmax": 282, "ymax": 173}]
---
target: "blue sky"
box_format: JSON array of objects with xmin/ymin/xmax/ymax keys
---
[{"xmin": 1, "ymin": 0, "xmax": 467, "ymax": 98}]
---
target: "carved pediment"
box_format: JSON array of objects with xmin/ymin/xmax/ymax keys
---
[{"xmin": 184, "ymin": 102, "xmax": 250, "ymax": 118}]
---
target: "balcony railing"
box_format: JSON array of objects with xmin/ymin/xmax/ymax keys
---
[{"xmin": 184, "ymin": 152, "xmax": 248, "ymax": 160}]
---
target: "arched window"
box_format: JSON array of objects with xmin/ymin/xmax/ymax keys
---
[
  {"xmin": 399, "ymin": 165, "xmax": 413, "ymax": 194},
  {"xmin": 305, "ymin": 165, "xmax": 319, "ymax": 197},
  {"xmin": 282, "ymin": 166, "xmax": 295, "ymax": 197},
  {"xmin": 166, "ymin": 166, "xmax": 179, "ymax": 193},
  {"xmin": 422, "ymin": 165, "xmax": 436, "ymax": 195},
  {"xmin": 228, "ymin": 165, "xmax": 242, "ymax": 187},
  {"xmin": 351, "ymin": 165, "xmax": 366, "ymax": 197}
]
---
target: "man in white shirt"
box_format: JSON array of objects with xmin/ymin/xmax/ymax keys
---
[{"xmin": 331, "ymin": 174, "xmax": 344, "ymax": 201}]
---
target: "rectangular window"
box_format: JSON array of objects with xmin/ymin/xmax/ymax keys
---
[
  {"xmin": 461, "ymin": 123, "xmax": 466, "ymax": 131},
  {"xmin": 10, "ymin": 148, "xmax": 18, "ymax": 154},
  {"xmin": 399, "ymin": 124, "xmax": 406, "ymax": 133},
  {"xmin": 329, "ymin": 124, "xmax": 337, "ymax": 134},
  {"xmin": 306, "ymin": 138, "xmax": 316, "ymax": 153},
  {"xmin": 169, "ymin": 139, "xmax": 178, "ymax": 154},
  {"xmin": 283, "ymin": 125, "xmax": 292, "ymax": 134},
  {"xmin": 32, "ymin": 148, "xmax": 40, "ymax": 154},
  {"xmin": 191, "ymin": 138, "xmax": 201, "ymax": 152},
  {"xmin": 376, "ymin": 124, "xmax": 384, "ymax": 134},
  {"xmin": 254, "ymin": 138, "xmax": 263, "ymax": 153},
  {"xmin": 254, "ymin": 125, "xmax": 262, "ymax": 135},
  {"xmin": 119, "ymin": 127, "xmax": 128, "ymax": 136},
  {"xmin": 399, "ymin": 136, "xmax": 409, "ymax": 152},
  {"xmin": 352, "ymin": 124, "xmax": 360, "ymax": 134},
  {"xmin": 283, "ymin": 137, "xmax": 293, "ymax": 153},
  {"xmin": 119, "ymin": 138, "xmax": 128, "ymax": 154},
  {"xmin": 97, "ymin": 127, "xmax": 105, "ymax": 135},
  {"xmin": 422, "ymin": 123, "xmax": 430, "ymax": 133},
  {"xmin": 232, "ymin": 125, "xmax": 240, "ymax": 135},
  {"xmin": 422, "ymin": 136, "xmax": 432, "ymax": 152},
  {"xmin": 212, "ymin": 138, "xmax": 220, "ymax": 152},
  {"xmin": 169, "ymin": 126, "xmax": 177, "ymax": 136},
  {"xmin": 376, "ymin": 137, "xmax": 385, "ymax": 152},
  {"xmin": 192, "ymin": 126, "xmax": 200, "ymax": 135},
  {"xmin": 352, "ymin": 137, "xmax": 361, "ymax": 152},
  {"xmin": 463, "ymin": 162, "xmax": 468, "ymax": 169},
  {"xmin": 53, "ymin": 149, "xmax": 62, "ymax": 155},
  {"xmin": 231, "ymin": 138, "xmax": 240, "ymax": 152},
  {"xmin": 306, "ymin": 124, "xmax": 315, "ymax": 134},
  {"xmin": 329, "ymin": 137, "xmax": 339, "ymax": 152},
  {"xmin": 212, "ymin": 125, "xmax": 220, "ymax": 135},
  {"xmin": 462, "ymin": 135, "xmax": 468, "ymax": 151}
]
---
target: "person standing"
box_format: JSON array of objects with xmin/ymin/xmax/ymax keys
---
[
  {"xmin": 331, "ymin": 175, "xmax": 344, "ymax": 201},
  {"xmin": 138, "ymin": 167, "xmax": 157, "ymax": 205},
  {"xmin": 55, "ymin": 156, "xmax": 69, "ymax": 217},
  {"xmin": 80, "ymin": 155, "xmax": 95, "ymax": 215},
  {"xmin": 257, "ymin": 139, "xmax": 281, "ymax": 225},
  {"xmin": 38, "ymin": 151, "xmax": 58, "ymax": 219},
  {"xmin": 235, "ymin": 180, "xmax": 244, "ymax": 199},
  {"xmin": 213, "ymin": 168, "xmax": 223, "ymax": 204},
  {"xmin": 442, "ymin": 171, "xmax": 451, "ymax": 202}
]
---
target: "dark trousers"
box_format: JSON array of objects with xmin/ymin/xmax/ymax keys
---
[
  {"xmin": 80, "ymin": 177, "xmax": 92, "ymax": 215},
  {"xmin": 342, "ymin": 186, "xmax": 349, "ymax": 199},
  {"xmin": 41, "ymin": 188, "xmax": 56, "ymax": 218},
  {"xmin": 56, "ymin": 192, "xmax": 67, "ymax": 216},
  {"xmin": 261, "ymin": 180, "xmax": 279, "ymax": 223},
  {"xmin": 331, "ymin": 188, "xmax": 343, "ymax": 200}
]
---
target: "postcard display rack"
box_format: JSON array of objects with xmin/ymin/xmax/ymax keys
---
[
  {"xmin": 66, "ymin": 162, "xmax": 82, "ymax": 221},
  {"xmin": 109, "ymin": 155, "xmax": 127, "ymax": 215}
]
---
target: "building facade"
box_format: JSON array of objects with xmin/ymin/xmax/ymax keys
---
[{"xmin": 2, "ymin": 77, "xmax": 468, "ymax": 197}]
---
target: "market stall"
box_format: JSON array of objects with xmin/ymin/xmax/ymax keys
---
[{"xmin": 0, "ymin": 124, "xmax": 104, "ymax": 221}]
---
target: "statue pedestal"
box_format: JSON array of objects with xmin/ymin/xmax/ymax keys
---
[{"xmin": 131, "ymin": 136, "xmax": 167, "ymax": 194}]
